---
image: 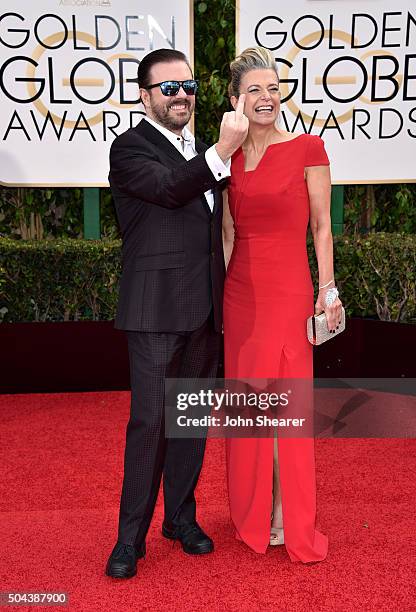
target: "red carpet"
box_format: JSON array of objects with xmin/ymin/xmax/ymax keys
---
[{"xmin": 0, "ymin": 391, "xmax": 415, "ymax": 611}]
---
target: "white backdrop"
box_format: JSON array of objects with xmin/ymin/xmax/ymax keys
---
[
  {"xmin": 0, "ymin": 0, "xmax": 192, "ymax": 186},
  {"xmin": 237, "ymin": 0, "xmax": 416, "ymax": 183}
]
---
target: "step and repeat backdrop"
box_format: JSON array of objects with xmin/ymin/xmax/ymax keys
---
[
  {"xmin": 0, "ymin": 0, "xmax": 191, "ymax": 186},
  {"xmin": 0, "ymin": 1, "xmax": 414, "ymax": 185},
  {"xmin": 237, "ymin": 0, "xmax": 415, "ymax": 183}
]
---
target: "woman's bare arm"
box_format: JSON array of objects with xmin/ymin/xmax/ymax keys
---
[{"xmin": 307, "ymin": 164, "xmax": 342, "ymax": 331}]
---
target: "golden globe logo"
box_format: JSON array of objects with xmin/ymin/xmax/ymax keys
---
[
  {"xmin": 254, "ymin": 12, "xmax": 416, "ymax": 141},
  {"xmin": 0, "ymin": 11, "xmax": 176, "ymax": 140},
  {"xmin": 0, "ymin": 2, "xmax": 190, "ymax": 185}
]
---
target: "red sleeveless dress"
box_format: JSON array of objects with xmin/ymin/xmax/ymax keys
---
[{"xmin": 224, "ymin": 134, "xmax": 329, "ymax": 563}]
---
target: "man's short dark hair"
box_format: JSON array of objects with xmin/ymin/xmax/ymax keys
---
[{"xmin": 137, "ymin": 49, "xmax": 192, "ymax": 89}]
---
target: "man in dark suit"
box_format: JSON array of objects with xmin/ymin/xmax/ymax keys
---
[{"xmin": 105, "ymin": 48, "xmax": 248, "ymax": 579}]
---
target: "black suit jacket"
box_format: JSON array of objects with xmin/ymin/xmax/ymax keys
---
[{"xmin": 109, "ymin": 119, "xmax": 225, "ymax": 333}]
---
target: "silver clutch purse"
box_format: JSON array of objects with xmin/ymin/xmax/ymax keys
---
[{"xmin": 307, "ymin": 307, "xmax": 346, "ymax": 345}]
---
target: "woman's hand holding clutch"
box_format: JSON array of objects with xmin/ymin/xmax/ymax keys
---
[
  {"xmin": 314, "ymin": 286, "xmax": 343, "ymax": 333},
  {"xmin": 307, "ymin": 285, "xmax": 345, "ymax": 345}
]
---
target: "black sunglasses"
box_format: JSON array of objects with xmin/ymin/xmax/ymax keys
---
[{"xmin": 144, "ymin": 79, "xmax": 199, "ymax": 96}]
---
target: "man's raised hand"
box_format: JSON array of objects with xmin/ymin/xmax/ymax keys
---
[{"xmin": 215, "ymin": 94, "xmax": 249, "ymax": 162}]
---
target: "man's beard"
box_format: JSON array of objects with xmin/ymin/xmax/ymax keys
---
[{"xmin": 149, "ymin": 98, "xmax": 193, "ymax": 131}]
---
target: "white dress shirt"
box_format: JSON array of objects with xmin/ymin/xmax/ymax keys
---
[{"xmin": 143, "ymin": 116, "xmax": 231, "ymax": 212}]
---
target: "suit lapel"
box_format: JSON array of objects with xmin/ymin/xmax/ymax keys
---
[
  {"xmin": 136, "ymin": 119, "xmax": 216, "ymax": 217},
  {"xmin": 195, "ymin": 137, "xmax": 208, "ymax": 155},
  {"xmin": 135, "ymin": 118, "xmax": 186, "ymax": 165}
]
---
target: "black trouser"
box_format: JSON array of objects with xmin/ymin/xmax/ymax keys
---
[{"xmin": 116, "ymin": 311, "xmax": 221, "ymax": 550}]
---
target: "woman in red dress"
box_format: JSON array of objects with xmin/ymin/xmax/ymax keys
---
[{"xmin": 222, "ymin": 47, "xmax": 343, "ymax": 563}]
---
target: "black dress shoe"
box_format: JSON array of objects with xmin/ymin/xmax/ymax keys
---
[
  {"xmin": 162, "ymin": 522, "xmax": 214, "ymax": 555},
  {"xmin": 105, "ymin": 541, "xmax": 146, "ymax": 579}
]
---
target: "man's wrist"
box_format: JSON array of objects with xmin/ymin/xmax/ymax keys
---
[
  {"xmin": 214, "ymin": 142, "xmax": 234, "ymax": 164},
  {"xmin": 205, "ymin": 146, "xmax": 231, "ymax": 181}
]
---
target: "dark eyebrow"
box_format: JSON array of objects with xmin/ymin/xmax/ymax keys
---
[{"xmin": 247, "ymin": 83, "xmax": 279, "ymax": 88}]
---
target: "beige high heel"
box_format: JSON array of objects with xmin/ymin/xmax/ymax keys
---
[{"xmin": 270, "ymin": 527, "xmax": 284, "ymax": 546}]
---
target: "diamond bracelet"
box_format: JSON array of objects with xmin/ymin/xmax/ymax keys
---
[{"xmin": 324, "ymin": 287, "xmax": 339, "ymax": 307}]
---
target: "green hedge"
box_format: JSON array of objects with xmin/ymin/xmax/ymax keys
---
[
  {"xmin": 309, "ymin": 233, "xmax": 416, "ymax": 323},
  {"xmin": 0, "ymin": 239, "xmax": 121, "ymax": 323},
  {"xmin": 1, "ymin": 234, "xmax": 415, "ymax": 324}
]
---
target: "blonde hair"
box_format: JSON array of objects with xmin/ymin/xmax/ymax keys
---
[{"xmin": 228, "ymin": 46, "xmax": 279, "ymax": 98}]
